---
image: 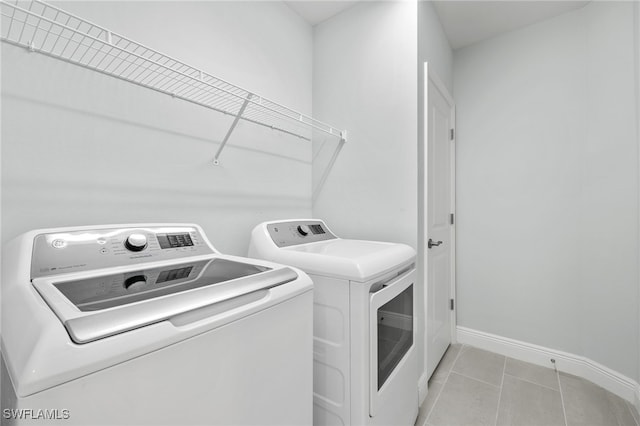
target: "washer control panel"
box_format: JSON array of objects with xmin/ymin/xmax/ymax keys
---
[
  {"xmin": 266, "ymin": 220, "xmax": 336, "ymax": 248},
  {"xmin": 31, "ymin": 226, "xmax": 213, "ymax": 279}
]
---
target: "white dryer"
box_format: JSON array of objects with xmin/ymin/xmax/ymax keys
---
[
  {"xmin": 249, "ymin": 219, "xmax": 418, "ymax": 426},
  {"xmin": 1, "ymin": 223, "xmax": 313, "ymax": 426}
]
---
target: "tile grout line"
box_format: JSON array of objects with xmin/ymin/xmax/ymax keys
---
[
  {"xmin": 494, "ymin": 356, "xmax": 507, "ymax": 426},
  {"xmin": 502, "ymin": 372, "xmax": 562, "ymax": 393},
  {"xmin": 423, "ymin": 344, "xmax": 466, "ymax": 425},
  {"xmin": 448, "ymin": 369, "xmax": 502, "ymax": 390},
  {"xmin": 557, "ymin": 367, "xmax": 568, "ymax": 426}
]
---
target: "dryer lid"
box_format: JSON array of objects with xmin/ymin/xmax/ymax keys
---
[{"xmin": 279, "ymin": 239, "xmax": 416, "ymax": 281}]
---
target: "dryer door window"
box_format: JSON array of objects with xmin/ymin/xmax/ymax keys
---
[{"xmin": 376, "ymin": 284, "xmax": 413, "ymax": 390}]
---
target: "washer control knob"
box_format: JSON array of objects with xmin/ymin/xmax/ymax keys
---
[
  {"xmin": 297, "ymin": 225, "xmax": 310, "ymax": 236},
  {"xmin": 124, "ymin": 275, "xmax": 147, "ymax": 290},
  {"xmin": 125, "ymin": 233, "xmax": 147, "ymax": 252}
]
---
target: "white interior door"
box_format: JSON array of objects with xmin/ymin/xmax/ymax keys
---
[{"xmin": 424, "ymin": 64, "xmax": 455, "ymax": 380}]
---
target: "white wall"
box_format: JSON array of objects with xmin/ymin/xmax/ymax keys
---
[
  {"xmin": 312, "ymin": 0, "xmax": 453, "ymax": 388},
  {"xmin": 454, "ymin": 1, "xmax": 639, "ymax": 380},
  {"xmin": 418, "ymin": 1, "xmax": 453, "ymax": 93},
  {"xmin": 636, "ymin": 0, "xmax": 640, "ymax": 397},
  {"xmin": 312, "ymin": 1, "xmax": 418, "ymax": 249},
  {"xmin": 1, "ymin": 1, "xmax": 313, "ymax": 256}
]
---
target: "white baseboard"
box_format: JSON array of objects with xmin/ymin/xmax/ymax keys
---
[
  {"xmin": 418, "ymin": 371, "xmax": 429, "ymax": 405},
  {"xmin": 457, "ymin": 326, "xmax": 640, "ymax": 405}
]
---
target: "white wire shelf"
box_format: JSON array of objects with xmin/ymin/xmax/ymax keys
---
[{"xmin": 0, "ymin": 0, "xmax": 347, "ymax": 164}]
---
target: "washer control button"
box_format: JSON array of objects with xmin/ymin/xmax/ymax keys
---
[
  {"xmin": 297, "ymin": 225, "xmax": 310, "ymax": 236},
  {"xmin": 124, "ymin": 234, "xmax": 148, "ymax": 252},
  {"xmin": 51, "ymin": 239, "xmax": 67, "ymax": 249}
]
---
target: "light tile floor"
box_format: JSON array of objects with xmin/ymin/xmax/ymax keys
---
[{"xmin": 416, "ymin": 344, "xmax": 640, "ymax": 426}]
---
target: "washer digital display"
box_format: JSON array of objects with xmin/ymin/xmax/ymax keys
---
[{"xmin": 157, "ymin": 233, "xmax": 194, "ymax": 249}]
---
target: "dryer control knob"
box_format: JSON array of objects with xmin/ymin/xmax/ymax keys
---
[
  {"xmin": 297, "ymin": 225, "xmax": 310, "ymax": 236},
  {"xmin": 125, "ymin": 233, "xmax": 148, "ymax": 252}
]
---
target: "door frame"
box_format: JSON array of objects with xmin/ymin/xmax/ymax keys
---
[{"xmin": 419, "ymin": 62, "xmax": 456, "ymax": 400}]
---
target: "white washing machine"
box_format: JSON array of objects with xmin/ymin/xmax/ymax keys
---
[
  {"xmin": 1, "ymin": 223, "xmax": 313, "ymax": 426},
  {"xmin": 249, "ymin": 219, "xmax": 418, "ymax": 426}
]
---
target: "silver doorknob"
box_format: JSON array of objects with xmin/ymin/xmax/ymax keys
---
[{"xmin": 428, "ymin": 238, "xmax": 443, "ymax": 249}]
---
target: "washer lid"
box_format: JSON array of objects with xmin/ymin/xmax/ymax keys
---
[
  {"xmin": 279, "ymin": 239, "xmax": 416, "ymax": 281},
  {"xmin": 52, "ymin": 258, "xmax": 267, "ymax": 312},
  {"xmin": 32, "ymin": 257, "xmax": 298, "ymax": 344}
]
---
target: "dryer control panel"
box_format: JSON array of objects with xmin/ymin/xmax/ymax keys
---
[
  {"xmin": 31, "ymin": 225, "xmax": 214, "ymax": 279},
  {"xmin": 267, "ymin": 220, "xmax": 337, "ymax": 248}
]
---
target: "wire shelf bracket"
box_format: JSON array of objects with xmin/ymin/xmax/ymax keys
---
[
  {"xmin": 214, "ymin": 94, "xmax": 252, "ymax": 166},
  {"xmin": 0, "ymin": 0, "xmax": 348, "ymax": 165}
]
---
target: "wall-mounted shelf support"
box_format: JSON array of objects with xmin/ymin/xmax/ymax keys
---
[
  {"xmin": 312, "ymin": 135, "xmax": 347, "ymax": 202},
  {"xmin": 214, "ymin": 94, "xmax": 252, "ymax": 165},
  {"xmin": 0, "ymin": 0, "xmax": 348, "ymax": 164}
]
